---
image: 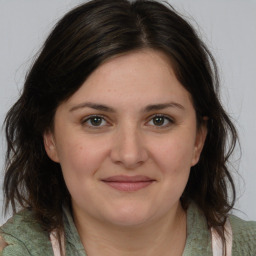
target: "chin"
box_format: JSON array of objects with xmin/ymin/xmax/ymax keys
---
[{"xmin": 100, "ymin": 204, "xmax": 155, "ymax": 227}]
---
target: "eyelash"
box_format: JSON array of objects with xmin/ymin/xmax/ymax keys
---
[
  {"xmin": 81, "ymin": 114, "xmax": 174, "ymax": 129},
  {"xmin": 81, "ymin": 115, "xmax": 108, "ymax": 128},
  {"xmin": 147, "ymin": 114, "xmax": 174, "ymax": 128}
]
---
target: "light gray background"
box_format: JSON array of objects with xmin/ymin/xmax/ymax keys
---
[{"xmin": 0, "ymin": 0, "xmax": 255, "ymax": 224}]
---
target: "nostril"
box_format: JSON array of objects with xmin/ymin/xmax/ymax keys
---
[
  {"xmin": 111, "ymin": 149, "xmax": 148, "ymax": 169},
  {"xmin": 110, "ymin": 129, "xmax": 149, "ymax": 168}
]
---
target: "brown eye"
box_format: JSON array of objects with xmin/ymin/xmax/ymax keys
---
[
  {"xmin": 147, "ymin": 115, "xmax": 173, "ymax": 127},
  {"xmin": 83, "ymin": 115, "xmax": 107, "ymax": 127},
  {"xmin": 90, "ymin": 117, "xmax": 103, "ymax": 126},
  {"xmin": 153, "ymin": 116, "xmax": 165, "ymax": 126}
]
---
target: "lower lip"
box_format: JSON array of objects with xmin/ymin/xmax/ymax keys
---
[{"xmin": 103, "ymin": 181, "xmax": 154, "ymax": 192}]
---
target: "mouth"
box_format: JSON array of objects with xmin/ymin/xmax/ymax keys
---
[{"xmin": 101, "ymin": 175, "xmax": 156, "ymax": 192}]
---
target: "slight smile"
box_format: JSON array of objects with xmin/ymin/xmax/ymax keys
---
[{"xmin": 101, "ymin": 175, "xmax": 156, "ymax": 192}]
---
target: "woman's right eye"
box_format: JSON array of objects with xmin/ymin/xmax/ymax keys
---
[{"xmin": 82, "ymin": 115, "xmax": 108, "ymax": 128}]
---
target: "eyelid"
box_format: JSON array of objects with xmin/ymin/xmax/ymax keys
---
[
  {"xmin": 146, "ymin": 114, "xmax": 174, "ymax": 127},
  {"xmin": 81, "ymin": 114, "xmax": 110, "ymax": 127},
  {"xmin": 82, "ymin": 114, "xmax": 105, "ymax": 122}
]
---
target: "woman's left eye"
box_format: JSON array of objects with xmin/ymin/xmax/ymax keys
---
[
  {"xmin": 82, "ymin": 115, "xmax": 108, "ymax": 127},
  {"xmin": 147, "ymin": 115, "xmax": 173, "ymax": 127}
]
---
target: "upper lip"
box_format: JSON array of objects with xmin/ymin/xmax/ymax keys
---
[{"xmin": 101, "ymin": 175, "xmax": 155, "ymax": 182}]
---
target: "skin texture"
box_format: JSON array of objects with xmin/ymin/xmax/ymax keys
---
[
  {"xmin": 0, "ymin": 236, "xmax": 8, "ymax": 252},
  {"xmin": 44, "ymin": 49, "xmax": 207, "ymax": 255}
]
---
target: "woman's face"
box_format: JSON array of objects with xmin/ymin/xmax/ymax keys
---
[{"xmin": 44, "ymin": 49, "xmax": 206, "ymax": 227}]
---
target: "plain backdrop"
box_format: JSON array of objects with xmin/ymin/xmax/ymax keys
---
[{"xmin": 0, "ymin": 0, "xmax": 255, "ymax": 224}]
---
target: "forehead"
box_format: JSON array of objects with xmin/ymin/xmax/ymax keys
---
[{"xmin": 64, "ymin": 49, "xmax": 193, "ymax": 109}]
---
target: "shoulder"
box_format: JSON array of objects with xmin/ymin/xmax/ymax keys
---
[
  {"xmin": 229, "ymin": 214, "xmax": 256, "ymax": 255},
  {"xmin": 0, "ymin": 209, "xmax": 53, "ymax": 255}
]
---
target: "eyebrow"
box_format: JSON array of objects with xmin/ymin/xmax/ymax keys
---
[
  {"xmin": 143, "ymin": 103, "xmax": 185, "ymax": 112},
  {"xmin": 70, "ymin": 102, "xmax": 115, "ymax": 112},
  {"xmin": 69, "ymin": 102, "xmax": 185, "ymax": 112}
]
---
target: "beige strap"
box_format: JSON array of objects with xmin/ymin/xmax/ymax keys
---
[
  {"xmin": 50, "ymin": 230, "xmax": 65, "ymax": 256},
  {"xmin": 211, "ymin": 219, "xmax": 232, "ymax": 256},
  {"xmin": 0, "ymin": 235, "xmax": 8, "ymax": 251}
]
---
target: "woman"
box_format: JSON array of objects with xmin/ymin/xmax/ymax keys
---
[{"xmin": 0, "ymin": 0, "xmax": 255, "ymax": 255}]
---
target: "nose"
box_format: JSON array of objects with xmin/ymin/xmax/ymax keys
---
[{"xmin": 110, "ymin": 125, "xmax": 149, "ymax": 169}]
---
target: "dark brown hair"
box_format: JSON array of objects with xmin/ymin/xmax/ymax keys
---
[{"xmin": 3, "ymin": 0, "xmax": 237, "ymax": 251}]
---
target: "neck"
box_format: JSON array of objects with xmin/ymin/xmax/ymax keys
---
[{"xmin": 73, "ymin": 203, "xmax": 187, "ymax": 256}]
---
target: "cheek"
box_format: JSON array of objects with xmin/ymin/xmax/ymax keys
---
[
  {"xmin": 150, "ymin": 134, "xmax": 196, "ymax": 174},
  {"xmin": 56, "ymin": 138, "xmax": 110, "ymax": 209},
  {"xmin": 56, "ymin": 137, "xmax": 109, "ymax": 184},
  {"xmin": 158, "ymin": 138, "xmax": 194, "ymax": 195}
]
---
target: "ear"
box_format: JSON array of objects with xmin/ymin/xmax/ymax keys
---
[
  {"xmin": 191, "ymin": 118, "xmax": 208, "ymax": 166},
  {"xmin": 43, "ymin": 130, "xmax": 60, "ymax": 163}
]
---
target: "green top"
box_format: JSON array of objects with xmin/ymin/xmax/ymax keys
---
[{"xmin": 0, "ymin": 203, "xmax": 255, "ymax": 255}]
